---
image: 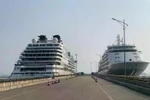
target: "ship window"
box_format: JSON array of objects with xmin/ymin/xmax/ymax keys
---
[
  {"xmin": 41, "ymin": 44, "xmax": 45, "ymax": 46},
  {"xmin": 109, "ymin": 50, "xmax": 137, "ymax": 53},
  {"xmin": 47, "ymin": 44, "xmax": 53, "ymax": 46},
  {"xmin": 28, "ymin": 44, "xmax": 32, "ymax": 47},
  {"xmin": 47, "ymin": 63, "xmax": 54, "ymax": 65},
  {"xmin": 135, "ymin": 56, "xmax": 139, "ymax": 58},
  {"xmin": 54, "ymin": 44, "xmax": 59, "ymax": 46},
  {"xmin": 33, "ymin": 44, "xmax": 38, "ymax": 46},
  {"xmin": 115, "ymin": 53, "xmax": 119, "ymax": 55},
  {"xmin": 133, "ymin": 53, "xmax": 137, "ymax": 55},
  {"xmin": 46, "ymin": 72, "xmax": 52, "ymax": 74},
  {"xmin": 129, "ymin": 59, "xmax": 132, "ymax": 61},
  {"xmin": 14, "ymin": 73, "xmax": 19, "ymax": 74}
]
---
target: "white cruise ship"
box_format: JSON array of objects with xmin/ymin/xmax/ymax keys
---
[
  {"xmin": 98, "ymin": 35, "xmax": 149, "ymax": 76},
  {"xmin": 10, "ymin": 35, "xmax": 76, "ymax": 78}
]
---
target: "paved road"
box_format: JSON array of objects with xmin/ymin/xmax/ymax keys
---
[{"xmin": 0, "ymin": 76, "xmax": 150, "ymax": 100}]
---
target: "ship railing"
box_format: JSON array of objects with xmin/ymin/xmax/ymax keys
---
[{"xmin": 93, "ymin": 74, "xmax": 150, "ymax": 95}]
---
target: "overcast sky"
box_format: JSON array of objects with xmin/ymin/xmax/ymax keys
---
[{"xmin": 0, "ymin": 0, "xmax": 150, "ymax": 75}]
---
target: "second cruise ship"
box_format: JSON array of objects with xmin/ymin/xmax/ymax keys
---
[
  {"xmin": 10, "ymin": 35, "xmax": 76, "ymax": 78},
  {"xmin": 98, "ymin": 35, "xmax": 149, "ymax": 76}
]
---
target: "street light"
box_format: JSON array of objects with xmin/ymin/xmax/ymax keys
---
[
  {"xmin": 75, "ymin": 54, "xmax": 78, "ymax": 73},
  {"xmin": 96, "ymin": 54, "xmax": 101, "ymax": 73},
  {"xmin": 90, "ymin": 62, "xmax": 92, "ymax": 73},
  {"xmin": 96, "ymin": 54, "xmax": 101, "ymax": 61},
  {"xmin": 112, "ymin": 18, "xmax": 128, "ymax": 76}
]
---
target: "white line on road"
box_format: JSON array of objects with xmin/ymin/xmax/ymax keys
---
[
  {"xmin": 1, "ymin": 86, "xmax": 46, "ymax": 100},
  {"xmin": 96, "ymin": 83, "xmax": 114, "ymax": 100}
]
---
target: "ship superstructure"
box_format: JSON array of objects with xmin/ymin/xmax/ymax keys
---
[{"xmin": 10, "ymin": 35, "xmax": 75, "ymax": 78}]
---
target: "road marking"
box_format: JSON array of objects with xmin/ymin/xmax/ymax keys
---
[
  {"xmin": 96, "ymin": 83, "xmax": 114, "ymax": 100},
  {"xmin": 1, "ymin": 86, "xmax": 46, "ymax": 100}
]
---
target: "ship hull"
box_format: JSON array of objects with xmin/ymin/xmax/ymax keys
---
[
  {"xmin": 107, "ymin": 61, "xmax": 149, "ymax": 76},
  {"xmin": 10, "ymin": 65, "xmax": 74, "ymax": 78}
]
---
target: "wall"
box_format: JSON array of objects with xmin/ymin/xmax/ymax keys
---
[{"xmin": 0, "ymin": 75, "xmax": 74, "ymax": 92}]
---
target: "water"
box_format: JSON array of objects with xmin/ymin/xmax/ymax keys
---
[{"xmin": 0, "ymin": 75, "xmax": 8, "ymax": 79}]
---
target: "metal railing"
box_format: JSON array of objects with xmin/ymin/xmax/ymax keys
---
[{"xmin": 94, "ymin": 74, "xmax": 150, "ymax": 95}]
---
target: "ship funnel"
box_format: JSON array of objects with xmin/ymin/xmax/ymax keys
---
[
  {"xmin": 53, "ymin": 35, "xmax": 63, "ymax": 43},
  {"xmin": 38, "ymin": 35, "xmax": 47, "ymax": 43}
]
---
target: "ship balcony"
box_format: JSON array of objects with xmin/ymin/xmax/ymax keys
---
[
  {"xmin": 68, "ymin": 66, "xmax": 75, "ymax": 69},
  {"xmin": 19, "ymin": 56, "xmax": 62, "ymax": 59},
  {"xmin": 24, "ymin": 49, "xmax": 62, "ymax": 52},
  {"xmin": 21, "ymin": 52, "xmax": 62, "ymax": 55},
  {"xmin": 108, "ymin": 47, "xmax": 137, "ymax": 51},
  {"xmin": 19, "ymin": 56, "xmax": 23, "ymax": 59},
  {"xmin": 26, "ymin": 46, "xmax": 63, "ymax": 49},
  {"xmin": 21, "ymin": 52, "xmax": 25, "ymax": 55},
  {"xmin": 109, "ymin": 48, "xmax": 137, "ymax": 51},
  {"xmin": 19, "ymin": 60, "xmax": 61, "ymax": 63}
]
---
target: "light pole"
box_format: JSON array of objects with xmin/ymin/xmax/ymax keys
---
[
  {"xmin": 112, "ymin": 18, "xmax": 128, "ymax": 76},
  {"xmin": 96, "ymin": 54, "xmax": 101, "ymax": 61},
  {"xmin": 90, "ymin": 62, "xmax": 92, "ymax": 73},
  {"xmin": 96, "ymin": 54, "xmax": 101, "ymax": 73},
  {"xmin": 75, "ymin": 54, "xmax": 78, "ymax": 73},
  {"xmin": 94, "ymin": 61, "xmax": 97, "ymax": 72}
]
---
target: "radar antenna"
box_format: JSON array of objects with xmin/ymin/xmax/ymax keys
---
[{"xmin": 32, "ymin": 38, "xmax": 36, "ymax": 43}]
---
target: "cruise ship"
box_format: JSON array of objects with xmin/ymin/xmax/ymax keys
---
[
  {"xmin": 98, "ymin": 35, "xmax": 149, "ymax": 76},
  {"xmin": 10, "ymin": 35, "xmax": 76, "ymax": 78}
]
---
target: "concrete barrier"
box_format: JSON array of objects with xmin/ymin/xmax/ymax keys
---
[
  {"xmin": 0, "ymin": 78, "xmax": 48, "ymax": 92},
  {"xmin": 0, "ymin": 75, "xmax": 74, "ymax": 92}
]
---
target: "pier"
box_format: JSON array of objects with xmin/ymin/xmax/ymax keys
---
[{"xmin": 0, "ymin": 76, "xmax": 150, "ymax": 100}]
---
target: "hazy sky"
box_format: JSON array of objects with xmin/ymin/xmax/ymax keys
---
[{"xmin": 0, "ymin": 0, "xmax": 150, "ymax": 75}]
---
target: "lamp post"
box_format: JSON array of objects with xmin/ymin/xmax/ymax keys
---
[
  {"xmin": 112, "ymin": 18, "xmax": 128, "ymax": 76},
  {"xmin": 96, "ymin": 54, "xmax": 101, "ymax": 61},
  {"xmin": 90, "ymin": 62, "xmax": 92, "ymax": 74},
  {"xmin": 96, "ymin": 54, "xmax": 101, "ymax": 73},
  {"xmin": 75, "ymin": 54, "xmax": 78, "ymax": 73}
]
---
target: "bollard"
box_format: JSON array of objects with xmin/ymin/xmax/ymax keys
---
[{"xmin": 95, "ymin": 78, "xmax": 97, "ymax": 82}]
